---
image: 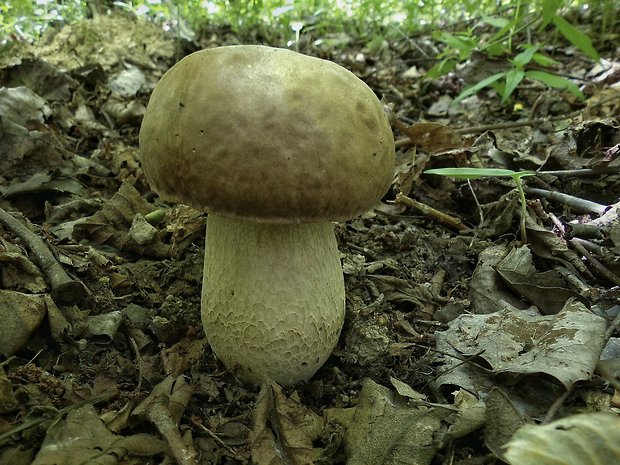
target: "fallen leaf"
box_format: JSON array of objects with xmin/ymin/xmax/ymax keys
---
[
  {"xmin": 250, "ymin": 381, "xmax": 324, "ymax": 465},
  {"xmin": 32, "ymin": 404, "xmax": 164, "ymax": 465},
  {"xmin": 326, "ymin": 379, "xmax": 451, "ymax": 465},
  {"xmin": 434, "ymin": 299, "xmax": 606, "ymax": 392},
  {"xmin": 395, "ymin": 120, "xmax": 463, "ymax": 153},
  {"xmin": 504, "ymin": 412, "xmax": 620, "ymax": 465}
]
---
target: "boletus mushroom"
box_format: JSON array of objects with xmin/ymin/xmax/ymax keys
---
[{"xmin": 139, "ymin": 45, "xmax": 395, "ymax": 386}]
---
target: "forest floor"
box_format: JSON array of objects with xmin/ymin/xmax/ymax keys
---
[{"xmin": 0, "ymin": 12, "xmax": 619, "ymax": 465}]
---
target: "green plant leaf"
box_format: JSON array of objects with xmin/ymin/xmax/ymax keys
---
[
  {"xmin": 532, "ymin": 53, "xmax": 559, "ymax": 67},
  {"xmin": 503, "ymin": 69, "xmax": 524, "ymax": 102},
  {"xmin": 552, "ymin": 14, "xmax": 600, "ymax": 61},
  {"xmin": 525, "ymin": 70, "xmax": 584, "ymax": 99},
  {"xmin": 425, "ymin": 168, "xmax": 535, "ymax": 179},
  {"xmin": 454, "ymin": 72, "xmax": 506, "ymax": 104},
  {"xmin": 512, "ymin": 45, "xmax": 539, "ymax": 68},
  {"xmin": 541, "ymin": 0, "xmax": 563, "ymax": 25},
  {"xmin": 434, "ymin": 31, "xmax": 477, "ymax": 60},
  {"xmin": 481, "ymin": 13, "xmax": 510, "ymax": 28},
  {"xmin": 487, "ymin": 17, "xmax": 519, "ymax": 48},
  {"xmin": 486, "ymin": 42, "xmax": 509, "ymax": 57},
  {"xmin": 426, "ymin": 59, "xmax": 457, "ymax": 79}
]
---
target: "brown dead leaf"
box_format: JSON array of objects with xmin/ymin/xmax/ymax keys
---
[
  {"xmin": 496, "ymin": 245, "xmax": 583, "ymax": 315},
  {"xmin": 72, "ymin": 181, "xmax": 172, "ymax": 257},
  {"xmin": 31, "ymin": 403, "xmax": 164, "ymax": 465},
  {"xmin": 250, "ymin": 381, "xmax": 324, "ymax": 465},
  {"xmin": 0, "ymin": 290, "xmax": 47, "ymax": 356},
  {"xmin": 0, "ymin": 366, "xmax": 19, "ymax": 414},
  {"xmin": 325, "ymin": 379, "xmax": 451, "ymax": 465},
  {"xmin": 395, "ymin": 119, "xmax": 463, "ymax": 153},
  {"xmin": 132, "ymin": 375, "xmax": 197, "ymax": 465}
]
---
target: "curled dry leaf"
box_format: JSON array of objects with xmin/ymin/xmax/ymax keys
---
[
  {"xmin": 394, "ymin": 119, "xmax": 463, "ymax": 153},
  {"xmin": 250, "ymin": 381, "xmax": 324, "ymax": 465}
]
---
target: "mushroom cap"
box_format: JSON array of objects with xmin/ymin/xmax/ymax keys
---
[{"xmin": 139, "ymin": 45, "xmax": 395, "ymax": 223}]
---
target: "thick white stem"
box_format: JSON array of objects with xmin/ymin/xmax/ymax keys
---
[{"xmin": 202, "ymin": 213, "xmax": 345, "ymax": 386}]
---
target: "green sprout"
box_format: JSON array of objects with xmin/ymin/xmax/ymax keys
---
[{"xmin": 425, "ymin": 167, "xmax": 536, "ymax": 242}]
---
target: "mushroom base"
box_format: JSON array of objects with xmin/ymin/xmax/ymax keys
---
[{"xmin": 202, "ymin": 214, "xmax": 346, "ymax": 386}]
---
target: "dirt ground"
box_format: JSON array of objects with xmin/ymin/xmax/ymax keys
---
[{"xmin": 0, "ymin": 12, "xmax": 619, "ymax": 465}]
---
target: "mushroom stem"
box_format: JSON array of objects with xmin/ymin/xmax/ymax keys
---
[{"xmin": 202, "ymin": 213, "xmax": 345, "ymax": 386}]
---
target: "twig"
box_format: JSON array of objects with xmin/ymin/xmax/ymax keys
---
[
  {"xmin": 403, "ymin": 342, "xmax": 494, "ymax": 374},
  {"xmin": 595, "ymin": 362, "xmax": 620, "ymax": 392},
  {"xmin": 454, "ymin": 111, "xmax": 580, "ymax": 135},
  {"xmin": 538, "ymin": 167, "xmax": 620, "ymax": 177},
  {"xmin": 542, "ymin": 386, "xmax": 574, "ymax": 425},
  {"xmin": 0, "ymin": 208, "xmax": 88, "ymax": 305},
  {"xmin": 569, "ymin": 239, "xmax": 620, "ymax": 286},
  {"xmin": 523, "ymin": 187, "xmax": 608, "ymax": 215},
  {"xmin": 394, "ymin": 112, "xmax": 581, "ymax": 147},
  {"xmin": 148, "ymin": 403, "xmax": 198, "ymax": 465},
  {"xmin": 129, "ymin": 336, "xmax": 143, "ymax": 393},
  {"xmin": 570, "ymin": 237, "xmax": 604, "ymax": 255},
  {"xmin": 604, "ymin": 310, "xmax": 620, "ymax": 342},
  {"xmin": 396, "ymin": 192, "xmax": 469, "ymax": 231},
  {"xmin": 566, "ymin": 223, "xmax": 605, "ymax": 240},
  {"xmin": 595, "ymin": 312, "xmax": 620, "ymax": 392},
  {"xmin": 410, "ymin": 319, "xmax": 449, "ymax": 328},
  {"xmin": 190, "ymin": 417, "xmax": 237, "ymax": 454},
  {"xmin": 467, "ymin": 179, "xmax": 483, "ymax": 243}
]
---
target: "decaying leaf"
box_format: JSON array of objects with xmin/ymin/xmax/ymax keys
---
[
  {"xmin": 496, "ymin": 245, "xmax": 583, "ymax": 314},
  {"xmin": 526, "ymin": 217, "xmax": 594, "ymax": 279},
  {"xmin": 477, "ymin": 189, "xmax": 520, "ymax": 238},
  {"xmin": 0, "ymin": 237, "xmax": 47, "ymax": 293},
  {"xmin": 434, "ymin": 299, "xmax": 606, "ymax": 393},
  {"xmin": 131, "ymin": 375, "xmax": 197, "ymax": 465},
  {"xmin": 395, "ymin": 120, "xmax": 463, "ymax": 153},
  {"xmin": 0, "ymin": 290, "xmax": 47, "ymax": 356},
  {"xmin": 504, "ymin": 412, "xmax": 620, "ymax": 465},
  {"xmin": 250, "ymin": 381, "xmax": 324, "ymax": 465},
  {"xmin": 325, "ymin": 378, "xmax": 451, "ymax": 465},
  {"xmin": 31, "ymin": 403, "xmax": 164, "ymax": 465},
  {"xmin": 0, "ymin": 366, "xmax": 19, "ymax": 414},
  {"xmin": 72, "ymin": 182, "xmax": 172, "ymax": 257},
  {"xmin": 469, "ymin": 244, "xmax": 532, "ymax": 314},
  {"xmin": 448, "ymin": 389, "xmax": 486, "ymax": 439},
  {"xmin": 483, "ymin": 387, "xmax": 528, "ymax": 456}
]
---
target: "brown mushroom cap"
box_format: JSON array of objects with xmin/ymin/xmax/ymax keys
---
[{"xmin": 139, "ymin": 45, "xmax": 394, "ymax": 222}]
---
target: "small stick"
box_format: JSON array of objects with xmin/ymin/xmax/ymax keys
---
[
  {"xmin": 542, "ymin": 386, "xmax": 574, "ymax": 425},
  {"xmin": 569, "ymin": 238, "xmax": 620, "ymax": 286},
  {"xmin": 523, "ymin": 187, "xmax": 608, "ymax": 215},
  {"xmin": 129, "ymin": 337, "xmax": 143, "ymax": 393},
  {"xmin": 538, "ymin": 168, "xmax": 620, "ymax": 177},
  {"xmin": 396, "ymin": 192, "xmax": 469, "ymax": 232},
  {"xmin": 410, "ymin": 319, "xmax": 449, "ymax": 328},
  {"xmin": 0, "ymin": 207, "xmax": 87, "ymax": 305},
  {"xmin": 190, "ymin": 417, "xmax": 237, "ymax": 454},
  {"xmin": 570, "ymin": 237, "xmax": 604, "ymax": 255}
]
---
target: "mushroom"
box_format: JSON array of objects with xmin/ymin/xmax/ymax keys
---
[{"xmin": 139, "ymin": 45, "xmax": 395, "ymax": 386}]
